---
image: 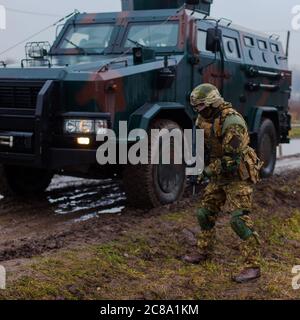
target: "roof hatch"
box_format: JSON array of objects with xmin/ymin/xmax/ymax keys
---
[{"xmin": 121, "ymin": 0, "xmax": 213, "ymax": 15}]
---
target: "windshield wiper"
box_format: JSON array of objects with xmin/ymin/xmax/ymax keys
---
[
  {"xmin": 64, "ymin": 38, "xmax": 87, "ymax": 55},
  {"xmin": 127, "ymin": 38, "xmax": 146, "ymax": 48}
]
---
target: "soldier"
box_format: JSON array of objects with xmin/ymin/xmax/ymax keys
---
[{"xmin": 184, "ymin": 83, "xmax": 263, "ymax": 283}]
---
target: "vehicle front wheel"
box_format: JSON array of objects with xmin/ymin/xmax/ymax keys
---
[
  {"xmin": 123, "ymin": 119, "xmax": 186, "ymax": 208},
  {"xmin": 257, "ymin": 118, "xmax": 277, "ymax": 178},
  {"xmin": 0, "ymin": 165, "xmax": 53, "ymax": 197}
]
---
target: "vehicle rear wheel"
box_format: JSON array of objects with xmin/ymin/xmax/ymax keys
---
[
  {"xmin": 257, "ymin": 118, "xmax": 277, "ymax": 178},
  {"xmin": 123, "ymin": 119, "xmax": 186, "ymax": 208},
  {"xmin": 0, "ymin": 165, "xmax": 53, "ymax": 197}
]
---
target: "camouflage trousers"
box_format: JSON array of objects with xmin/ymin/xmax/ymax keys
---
[
  {"xmin": 201, "ymin": 180, "xmax": 252, "ymax": 213},
  {"xmin": 197, "ymin": 180, "xmax": 261, "ymax": 267}
]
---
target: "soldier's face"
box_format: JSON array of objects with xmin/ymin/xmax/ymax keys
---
[
  {"xmin": 194, "ymin": 103, "xmax": 206, "ymax": 113},
  {"xmin": 199, "ymin": 106, "xmax": 215, "ymax": 121}
]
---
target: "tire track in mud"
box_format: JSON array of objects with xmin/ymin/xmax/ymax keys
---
[
  {"xmin": 0, "ymin": 175, "xmax": 191, "ymax": 263},
  {"xmin": 0, "ymin": 177, "xmax": 128, "ymax": 262}
]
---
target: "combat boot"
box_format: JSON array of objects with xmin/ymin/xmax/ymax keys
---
[
  {"xmin": 232, "ymin": 234, "xmax": 261, "ymax": 283},
  {"xmin": 182, "ymin": 229, "xmax": 216, "ymax": 264}
]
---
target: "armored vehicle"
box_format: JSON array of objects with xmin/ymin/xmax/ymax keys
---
[{"xmin": 0, "ymin": 0, "xmax": 292, "ymax": 207}]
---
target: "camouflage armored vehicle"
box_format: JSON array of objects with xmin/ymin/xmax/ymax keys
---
[{"xmin": 0, "ymin": 0, "xmax": 292, "ymax": 207}]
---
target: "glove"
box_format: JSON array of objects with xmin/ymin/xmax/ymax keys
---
[
  {"xmin": 221, "ymin": 156, "xmax": 240, "ymax": 174},
  {"xmin": 203, "ymin": 166, "xmax": 213, "ymax": 178},
  {"xmin": 196, "ymin": 167, "xmax": 212, "ymax": 184}
]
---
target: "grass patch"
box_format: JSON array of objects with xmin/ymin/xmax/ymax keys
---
[
  {"xmin": 0, "ymin": 176, "xmax": 300, "ymax": 300},
  {"xmin": 1, "ymin": 208, "xmax": 300, "ymax": 300},
  {"xmin": 290, "ymin": 127, "xmax": 300, "ymax": 139}
]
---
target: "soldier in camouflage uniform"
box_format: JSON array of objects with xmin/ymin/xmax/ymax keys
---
[{"xmin": 184, "ymin": 83, "xmax": 263, "ymax": 283}]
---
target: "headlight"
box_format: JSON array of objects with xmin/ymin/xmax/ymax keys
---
[
  {"xmin": 65, "ymin": 120, "xmax": 78, "ymax": 133},
  {"xmin": 79, "ymin": 120, "xmax": 94, "ymax": 133},
  {"xmin": 64, "ymin": 119, "xmax": 108, "ymax": 134},
  {"xmin": 95, "ymin": 120, "xmax": 108, "ymax": 135},
  {"xmin": 64, "ymin": 119, "xmax": 94, "ymax": 134}
]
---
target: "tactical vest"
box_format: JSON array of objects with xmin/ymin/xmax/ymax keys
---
[{"xmin": 197, "ymin": 103, "xmax": 263, "ymax": 184}]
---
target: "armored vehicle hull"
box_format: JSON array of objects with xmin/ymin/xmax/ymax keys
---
[{"xmin": 0, "ymin": 1, "xmax": 292, "ymax": 207}]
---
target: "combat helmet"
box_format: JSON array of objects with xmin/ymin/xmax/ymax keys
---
[{"xmin": 190, "ymin": 83, "xmax": 224, "ymax": 112}]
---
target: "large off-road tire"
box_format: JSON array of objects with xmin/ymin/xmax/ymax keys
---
[
  {"xmin": 0, "ymin": 165, "xmax": 53, "ymax": 197},
  {"xmin": 257, "ymin": 118, "xmax": 277, "ymax": 178},
  {"xmin": 123, "ymin": 119, "xmax": 186, "ymax": 208}
]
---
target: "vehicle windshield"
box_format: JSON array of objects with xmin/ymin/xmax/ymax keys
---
[
  {"xmin": 59, "ymin": 24, "xmax": 114, "ymax": 52},
  {"xmin": 124, "ymin": 23, "xmax": 179, "ymax": 48}
]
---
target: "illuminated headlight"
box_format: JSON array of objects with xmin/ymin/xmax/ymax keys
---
[
  {"xmin": 64, "ymin": 119, "xmax": 94, "ymax": 134},
  {"xmin": 77, "ymin": 137, "xmax": 90, "ymax": 145},
  {"xmin": 64, "ymin": 119, "xmax": 108, "ymax": 134},
  {"xmin": 79, "ymin": 120, "xmax": 94, "ymax": 133}
]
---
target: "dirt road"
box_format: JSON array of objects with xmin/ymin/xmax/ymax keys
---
[
  {"xmin": 0, "ymin": 155, "xmax": 298, "ymax": 264},
  {"xmin": 0, "ymin": 156, "xmax": 299, "ymax": 299}
]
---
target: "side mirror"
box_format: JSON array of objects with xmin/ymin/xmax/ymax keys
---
[{"xmin": 206, "ymin": 27, "xmax": 222, "ymax": 53}]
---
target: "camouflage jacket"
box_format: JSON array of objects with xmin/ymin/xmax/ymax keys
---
[{"xmin": 196, "ymin": 103, "xmax": 262, "ymax": 183}]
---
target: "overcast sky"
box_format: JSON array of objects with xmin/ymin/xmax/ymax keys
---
[{"xmin": 0, "ymin": 0, "xmax": 299, "ymax": 67}]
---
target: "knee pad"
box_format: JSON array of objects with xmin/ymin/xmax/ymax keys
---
[
  {"xmin": 230, "ymin": 210, "xmax": 253, "ymax": 240},
  {"xmin": 197, "ymin": 208, "xmax": 216, "ymax": 231}
]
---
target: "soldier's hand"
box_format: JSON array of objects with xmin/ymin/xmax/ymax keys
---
[
  {"xmin": 190, "ymin": 174, "xmax": 204, "ymax": 186},
  {"xmin": 221, "ymin": 156, "xmax": 239, "ymax": 174},
  {"xmin": 197, "ymin": 168, "xmax": 212, "ymax": 184},
  {"xmin": 203, "ymin": 166, "xmax": 213, "ymax": 178},
  {"xmin": 197, "ymin": 173, "xmax": 205, "ymax": 184}
]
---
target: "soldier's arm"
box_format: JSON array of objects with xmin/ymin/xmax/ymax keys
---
[
  {"xmin": 221, "ymin": 123, "xmax": 247, "ymax": 173},
  {"xmin": 221, "ymin": 113, "xmax": 249, "ymax": 173}
]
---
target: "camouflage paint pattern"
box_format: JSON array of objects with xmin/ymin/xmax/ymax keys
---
[{"xmin": 0, "ymin": 5, "xmax": 291, "ymax": 168}]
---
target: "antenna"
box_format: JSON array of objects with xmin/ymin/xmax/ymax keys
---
[{"xmin": 285, "ymin": 30, "xmax": 291, "ymax": 59}]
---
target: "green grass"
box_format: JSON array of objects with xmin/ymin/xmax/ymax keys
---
[
  {"xmin": 290, "ymin": 127, "xmax": 300, "ymax": 139},
  {"xmin": 1, "ymin": 210, "xmax": 300, "ymax": 300}
]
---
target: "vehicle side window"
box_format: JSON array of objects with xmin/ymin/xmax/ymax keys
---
[
  {"xmin": 270, "ymin": 43, "xmax": 280, "ymax": 65},
  {"xmin": 258, "ymin": 40, "xmax": 267, "ymax": 50},
  {"xmin": 257, "ymin": 40, "xmax": 269, "ymax": 63},
  {"xmin": 223, "ymin": 36, "xmax": 241, "ymax": 60},
  {"xmin": 270, "ymin": 43, "xmax": 279, "ymax": 53},
  {"xmin": 243, "ymin": 36, "xmax": 255, "ymax": 61},
  {"xmin": 197, "ymin": 29, "xmax": 210, "ymax": 53},
  {"xmin": 244, "ymin": 36, "xmax": 254, "ymax": 47}
]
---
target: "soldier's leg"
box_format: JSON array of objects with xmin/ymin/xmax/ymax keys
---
[
  {"xmin": 183, "ymin": 183, "xmax": 225, "ymax": 264},
  {"xmin": 230, "ymin": 210, "xmax": 260, "ymax": 266},
  {"xmin": 197, "ymin": 183, "xmax": 225, "ymax": 251},
  {"xmin": 225, "ymin": 181, "xmax": 261, "ymax": 282}
]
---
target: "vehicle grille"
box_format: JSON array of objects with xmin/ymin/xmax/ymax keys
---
[{"xmin": 0, "ymin": 83, "xmax": 44, "ymax": 110}]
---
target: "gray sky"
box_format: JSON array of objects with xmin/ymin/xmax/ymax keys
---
[{"xmin": 0, "ymin": 0, "xmax": 299, "ymax": 67}]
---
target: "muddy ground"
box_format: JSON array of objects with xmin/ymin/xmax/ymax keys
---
[{"xmin": 0, "ymin": 165, "xmax": 299, "ymax": 300}]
